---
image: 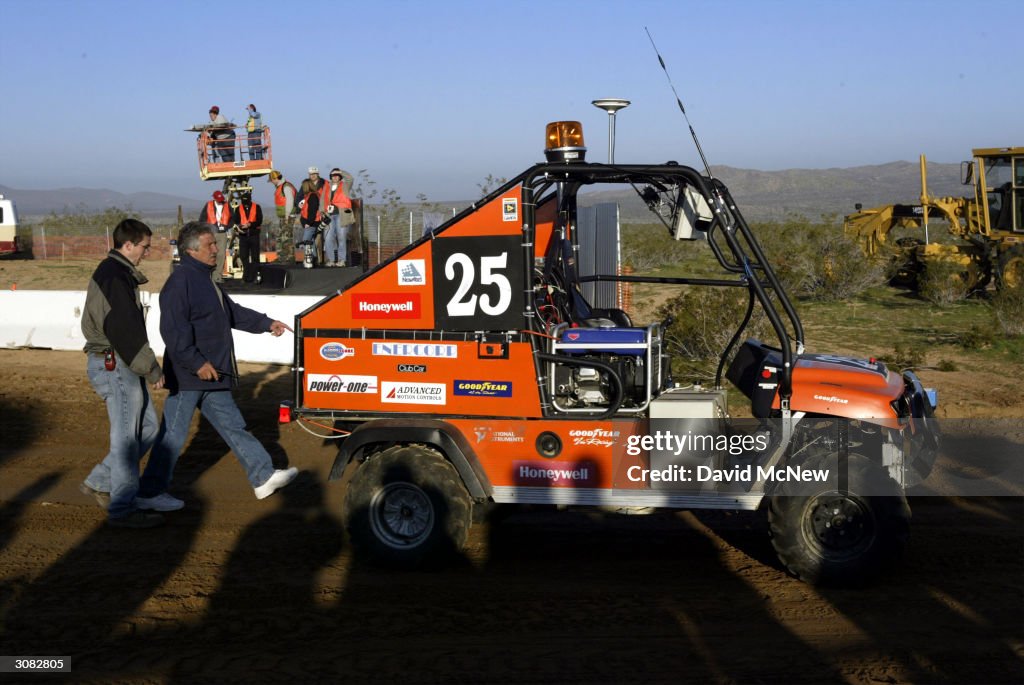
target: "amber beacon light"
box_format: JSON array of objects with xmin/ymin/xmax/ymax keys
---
[{"xmin": 544, "ymin": 121, "xmax": 586, "ymax": 163}]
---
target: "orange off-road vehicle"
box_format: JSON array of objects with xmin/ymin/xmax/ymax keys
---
[{"xmin": 282, "ymin": 122, "xmax": 939, "ymax": 585}]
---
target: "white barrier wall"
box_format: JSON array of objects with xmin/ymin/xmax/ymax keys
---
[{"xmin": 0, "ymin": 290, "xmax": 323, "ymax": 364}]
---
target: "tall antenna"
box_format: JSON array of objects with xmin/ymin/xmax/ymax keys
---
[{"xmin": 644, "ymin": 26, "xmax": 713, "ymax": 179}]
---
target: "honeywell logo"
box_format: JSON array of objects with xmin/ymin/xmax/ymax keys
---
[
  {"xmin": 352, "ymin": 293, "xmax": 421, "ymax": 319},
  {"xmin": 518, "ymin": 465, "xmax": 590, "ymax": 482},
  {"xmin": 814, "ymin": 394, "xmax": 849, "ymax": 404},
  {"xmin": 359, "ymin": 301, "xmax": 414, "ymax": 313},
  {"xmin": 514, "ymin": 460, "xmax": 598, "ymax": 487}
]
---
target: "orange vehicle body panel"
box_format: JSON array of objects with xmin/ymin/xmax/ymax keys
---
[
  {"xmin": 301, "ymin": 339, "xmax": 543, "ymax": 417},
  {"xmin": 300, "ymin": 238, "xmax": 438, "ymax": 329},
  {"xmin": 775, "ymin": 357, "xmax": 904, "ymax": 427},
  {"xmin": 439, "ymin": 188, "xmax": 523, "ymax": 238},
  {"xmin": 446, "ymin": 418, "xmax": 648, "ymax": 489},
  {"xmin": 300, "ymin": 186, "xmax": 553, "ymax": 416}
]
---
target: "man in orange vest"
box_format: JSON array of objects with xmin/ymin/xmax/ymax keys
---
[
  {"xmin": 267, "ymin": 170, "xmax": 297, "ymax": 263},
  {"xmin": 198, "ymin": 190, "xmax": 236, "ymax": 282},
  {"xmin": 236, "ymin": 192, "xmax": 263, "ymax": 283},
  {"xmin": 320, "ymin": 168, "xmax": 355, "ymax": 267}
]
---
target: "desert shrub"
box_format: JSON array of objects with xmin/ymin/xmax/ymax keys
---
[
  {"xmin": 991, "ymin": 287, "xmax": 1024, "ymax": 337},
  {"xmin": 38, "ymin": 205, "xmax": 142, "ymax": 236},
  {"xmin": 936, "ymin": 359, "xmax": 959, "ymax": 372},
  {"xmin": 656, "ymin": 286, "xmax": 775, "ymax": 383},
  {"xmin": 918, "ymin": 259, "xmax": 971, "ymax": 306},
  {"xmin": 620, "ymin": 223, "xmax": 694, "ymax": 272},
  {"xmin": 958, "ymin": 324, "xmax": 996, "ymax": 349},
  {"xmin": 886, "ymin": 342, "xmax": 926, "ymax": 369},
  {"xmin": 755, "ymin": 219, "xmax": 884, "ymax": 301}
]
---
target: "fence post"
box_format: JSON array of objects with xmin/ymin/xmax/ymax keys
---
[
  {"xmin": 376, "ymin": 215, "xmax": 381, "ymax": 266},
  {"xmin": 41, "ymin": 226, "xmax": 47, "ymax": 260},
  {"xmin": 105, "ymin": 227, "xmax": 110, "ymax": 251},
  {"xmin": 408, "ymin": 212, "xmax": 413, "ymax": 244}
]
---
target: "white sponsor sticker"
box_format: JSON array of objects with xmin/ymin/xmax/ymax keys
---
[
  {"xmin": 381, "ymin": 381, "xmax": 446, "ymax": 405},
  {"xmin": 397, "ymin": 259, "xmax": 426, "ymax": 286},
  {"xmin": 372, "ymin": 342, "xmax": 458, "ymax": 358},
  {"xmin": 306, "ymin": 374, "xmax": 378, "ymax": 393},
  {"xmin": 502, "ymin": 197, "xmax": 518, "ymax": 222}
]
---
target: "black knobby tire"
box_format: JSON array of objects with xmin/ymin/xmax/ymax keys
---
[
  {"xmin": 343, "ymin": 444, "xmax": 472, "ymax": 566},
  {"xmin": 768, "ymin": 453, "xmax": 910, "ymax": 586},
  {"xmin": 996, "ymin": 245, "xmax": 1024, "ymax": 291}
]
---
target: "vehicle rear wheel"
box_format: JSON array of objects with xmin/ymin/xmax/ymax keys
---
[
  {"xmin": 343, "ymin": 444, "xmax": 472, "ymax": 566},
  {"xmin": 768, "ymin": 453, "xmax": 910, "ymax": 585},
  {"xmin": 996, "ymin": 245, "xmax": 1024, "ymax": 290}
]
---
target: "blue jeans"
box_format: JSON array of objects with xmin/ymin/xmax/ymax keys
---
[
  {"xmin": 323, "ymin": 214, "xmax": 350, "ymax": 264},
  {"xmin": 84, "ymin": 354, "xmax": 159, "ymax": 519},
  {"xmin": 300, "ymin": 224, "xmax": 317, "ymax": 245},
  {"xmin": 248, "ymin": 131, "xmax": 263, "ymax": 160},
  {"xmin": 141, "ymin": 389, "xmax": 276, "ymax": 494}
]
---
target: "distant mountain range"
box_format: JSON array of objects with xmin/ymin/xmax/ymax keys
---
[
  {"xmin": 586, "ymin": 160, "xmax": 965, "ymax": 223},
  {"xmin": 1, "ymin": 160, "xmax": 966, "ymax": 224},
  {"xmin": 0, "ymin": 185, "xmax": 205, "ymax": 219}
]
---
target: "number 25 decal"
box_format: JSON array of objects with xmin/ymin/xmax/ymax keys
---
[{"xmin": 444, "ymin": 252, "xmax": 512, "ymax": 317}]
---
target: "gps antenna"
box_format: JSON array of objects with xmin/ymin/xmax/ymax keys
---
[{"xmin": 645, "ymin": 27, "xmax": 714, "ymax": 180}]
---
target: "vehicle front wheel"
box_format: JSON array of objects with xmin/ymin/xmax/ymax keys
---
[
  {"xmin": 768, "ymin": 453, "xmax": 910, "ymax": 586},
  {"xmin": 997, "ymin": 245, "xmax": 1024, "ymax": 290},
  {"xmin": 343, "ymin": 444, "xmax": 472, "ymax": 566}
]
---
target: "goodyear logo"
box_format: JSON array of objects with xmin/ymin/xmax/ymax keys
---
[{"xmin": 454, "ymin": 379, "xmax": 512, "ymax": 397}]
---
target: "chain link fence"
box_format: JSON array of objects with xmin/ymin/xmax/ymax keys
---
[
  {"xmin": 21, "ymin": 208, "xmax": 460, "ymax": 269},
  {"xmin": 365, "ymin": 209, "xmax": 456, "ymax": 268}
]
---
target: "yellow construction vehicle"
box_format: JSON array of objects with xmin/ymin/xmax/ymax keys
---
[{"xmin": 844, "ymin": 147, "xmax": 1024, "ymax": 291}]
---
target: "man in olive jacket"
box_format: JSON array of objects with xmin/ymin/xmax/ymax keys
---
[
  {"xmin": 81, "ymin": 219, "xmax": 173, "ymax": 528},
  {"xmin": 141, "ymin": 221, "xmax": 297, "ymax": 501}
]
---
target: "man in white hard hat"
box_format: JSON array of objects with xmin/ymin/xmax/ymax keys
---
[{"xmin": 321, "ymin": 167, "xmax": 355, "ymax": 267}]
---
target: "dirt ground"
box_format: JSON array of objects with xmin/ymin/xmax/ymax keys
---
[{"xmin": 0, "ymin": 260, "xmax": 1022, "ymax": 683}]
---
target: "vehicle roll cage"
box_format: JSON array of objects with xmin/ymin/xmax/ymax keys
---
[{"xmin": 518, "ymin": 162, "xmax": 805, "ymax": 406}]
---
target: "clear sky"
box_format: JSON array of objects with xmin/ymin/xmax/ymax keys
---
[{"xmin": 1, "ymin": 0, "xmax": 1020, "ymax": 204}]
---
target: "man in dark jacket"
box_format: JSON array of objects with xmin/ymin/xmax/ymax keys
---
[
  {"xmin": 142, "ymin": 221, "xmax": 297, "ymax": 501},
  {"xmin": 81, "ymin": 219, "xmax": 176, "ymax": 528}
]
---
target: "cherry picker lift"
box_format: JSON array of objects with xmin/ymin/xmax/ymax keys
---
[{"xmin": 184, "ymin": 118, "xmax": 274, "ymax": 277}]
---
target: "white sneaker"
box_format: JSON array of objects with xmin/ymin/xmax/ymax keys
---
[
  {"xmin": 254, "ymin": 467, "xmax": 298, "ymax": 500},
  {"xmin": 136, "ymin": 492, "xmax": 185, "ymax": 512}
]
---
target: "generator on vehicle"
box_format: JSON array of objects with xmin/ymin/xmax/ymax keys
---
[
  {"xmin": 282, "ymin": 120, "xmax": 939, "ymax": 585},
  {"xmin": 844, "ymin": 147, "xmax": 1024, "ymax": 291}
]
